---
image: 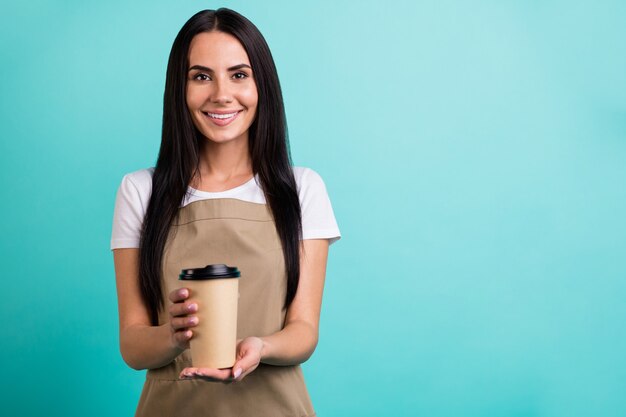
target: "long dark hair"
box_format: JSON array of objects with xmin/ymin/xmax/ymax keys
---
[{"xmin": 139, "ymin": 8, "xmax": 302, "ymax": 325}]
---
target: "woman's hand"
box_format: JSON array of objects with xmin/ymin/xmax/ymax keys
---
[
  {"xmin": 179, "ymin": 336, "xmax": 264, "ymax": 383},
  {"xmin": 168, "ymin": 288, "xmax": 199, "ymax": 351}
]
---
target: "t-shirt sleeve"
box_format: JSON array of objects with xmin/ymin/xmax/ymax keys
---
[
  {"xmin": 110, "ymin": 172, "xmax": 151, "ymax": 250},
  {"xmin": 297, "ymin": 168, "xmax": 341, "ymax": 244}
]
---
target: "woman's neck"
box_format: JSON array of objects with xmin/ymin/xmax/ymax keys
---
[{"xmin": 191, "ymin": 138, "xmax": 253, "ymax": 191}]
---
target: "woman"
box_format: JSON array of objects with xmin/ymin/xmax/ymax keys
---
[{"xmin": 111, "ymin": 8, "xmax": 340, "ymax": 417}]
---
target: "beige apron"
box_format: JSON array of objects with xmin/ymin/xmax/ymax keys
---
[{"xmin": 135, "ymin": 198, "xmax": 315, "ymax": 417}]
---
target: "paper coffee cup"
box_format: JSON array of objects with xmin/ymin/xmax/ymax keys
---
[{"xmin": 179, "ymin": 264, "xmax": 240, "ymax": 369}]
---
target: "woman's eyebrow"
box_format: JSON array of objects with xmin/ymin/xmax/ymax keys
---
[{"xmin": 188, "ymin": 64, "xmax": 252, "ymax": 72}]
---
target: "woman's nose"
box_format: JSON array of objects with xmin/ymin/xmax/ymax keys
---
[{"xmin": 210, "ymin": 79, "xmax": 233, "ymax": 104}]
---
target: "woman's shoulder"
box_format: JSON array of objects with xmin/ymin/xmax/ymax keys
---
[
  {"xmin": 115, "ymin": 167, "xmax": 155, "ymax": 207},
  {"xmin": 118, "ymin": 167, "xmax": 155, "ymax": 195},
  {"xmin": 291, "ymin": 166, "xmax": 341, "ymax": 243},
  {"xmin": 111, "ymin": 167, "xmax": 155, "ymax": 250},
  {"xmin": 292, "ymin": 166, "xmax": 326, "ymax": 189},
  {"xmin": 121, "ymin": 167, "xmax": 155, "ymax": 186},
  {"xmin": 291, "ymin": 166, "xmax": 332, "ymax": 203}
]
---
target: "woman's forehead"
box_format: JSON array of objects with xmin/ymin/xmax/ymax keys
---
[{"xmin": 188, "ymin": 31, "xmax": 251, "ymax": 67}]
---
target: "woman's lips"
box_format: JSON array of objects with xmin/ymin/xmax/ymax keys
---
[{"xmin": 203, "ymin": 110, "xmax": 242, "ymax": 126}]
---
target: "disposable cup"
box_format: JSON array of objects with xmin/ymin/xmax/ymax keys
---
[{"xmin": 179, "ymin": 264, "xmax": 240, "ymax": 368}]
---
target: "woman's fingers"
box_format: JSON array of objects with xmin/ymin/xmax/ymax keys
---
[
  {"xmin": 231, "ymin": 356, "xmax": 256, "ymax": 382},
  {"xmin": 231, "ymin": 337, "xmax": 263, "ymax": 382},
  {"xmin": 169, "ymin": 310, "xmax": 196, "ymax": 349},
  {"xmin": 169, "ymin": 288, "xmax": 189, "ymax": 303},
  {"xmin": 179, "ymin": 367, "xmax": 233, "ymax": 383},
  {"xmin": 173, "ymin": 329, "xmax": 193, "ymax": 345},
  {"xmin": 195, "ymin": 367, "xmax": 233, "ymax": 380},
  {"xmin": 169, "ymin": 301, "xmax": 198, "ymax": 318},
  {"xmin": 168, "ymin": 288, "xmax": 198, "ymax": 318},
  {"xmin": 170, "ymin": 315, "xmax": 199, "ymax": 330},
  {"xmin": 166, "ymin": 288, "xmax": 199, "ymax": 350}
]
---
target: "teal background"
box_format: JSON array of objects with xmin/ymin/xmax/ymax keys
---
[{"xmin": 1, "ymin": 1, "xmax": 625, "ymax": 416}]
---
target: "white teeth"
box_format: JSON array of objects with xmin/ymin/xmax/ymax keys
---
[{"xmin": 206, "ymin": 111, "xmax": 239, "ymax": 119}]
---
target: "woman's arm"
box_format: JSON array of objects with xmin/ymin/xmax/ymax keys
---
[
  {"xmin": 259, "ymin": 238, "xmax": 329, "ymax": 365},
  {"xmin": 184, "ymin": 239, "xmax": 330, "ymax": 382},
  {"xmin": 113, "ymin": 248, "xmax": 197, "ymax": 370}
]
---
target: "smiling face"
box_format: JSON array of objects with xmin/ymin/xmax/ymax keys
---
[{"xmin": 186, "ymin": 31, "xmax": 258, "ymax": 146}]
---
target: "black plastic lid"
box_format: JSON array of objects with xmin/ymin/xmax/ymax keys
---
[{"xmin": 179, "ymin": 264, "xmax": 241, "ymax": 280}]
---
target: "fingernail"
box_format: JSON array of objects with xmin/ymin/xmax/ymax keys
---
[
  {"xmin": 188, "ymin": 303, "xmax": 197, "ymax": 312},
  {"xmin": 234, "ymin": 368, "xmax": 242, "ymax": 379},
  {"xmin": 189, "ymin": 317, "xmax": 198, "ymax": 325},
  {"xmin": 181, "ymin": 289, "xmax": 188, "ymax": 297}
]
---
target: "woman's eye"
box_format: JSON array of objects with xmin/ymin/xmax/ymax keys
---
[
  {"xmin": 194, "ymin": 73, "xmax": 210, "ymax": 81},
  {"xmin": 233, "ymin": 72, "xmax": 248, "ymax": 80}
]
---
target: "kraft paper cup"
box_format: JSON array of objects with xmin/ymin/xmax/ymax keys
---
[{"xmin": 179, "ymin": 264, "xmax": 240, "ymax": 369}]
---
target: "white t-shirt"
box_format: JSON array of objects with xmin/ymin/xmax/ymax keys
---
[{"xmin": 110, "ymin": 166, "xmax": 341, "ymax": 250}]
